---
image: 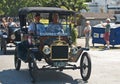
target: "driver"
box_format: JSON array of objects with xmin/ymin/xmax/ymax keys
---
[
  {"xmin": 28, "ymin": 13, "xmax": 46, "ymax": 35},
  {"xmin": 17, "ymin": 13, "xmax": 45, "ymax": 61},
  {"xmin": 46, "ymin": 13, "xmax": 64, "ymax": 33}
]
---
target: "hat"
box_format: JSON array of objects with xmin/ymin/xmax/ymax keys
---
[
  {"xmin": 35, "ymin": 13, "xmax": 40, "ymax": 17},
  {"xmin": 106, "ymin": 18, "xmax": 111, "ymax": 22}
]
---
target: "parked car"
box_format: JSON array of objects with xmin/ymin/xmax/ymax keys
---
[
  {"xmin": 14, "ymin": 7, "xmax": 91, "ymax": 82},
  {"xmin": 0, "ymin": 25, "xmax": 21, "ymax": 54}
]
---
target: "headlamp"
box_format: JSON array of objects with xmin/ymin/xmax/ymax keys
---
[{"xmin": 43, "ymin": 45, "xmax": 51, "ymax": 55}]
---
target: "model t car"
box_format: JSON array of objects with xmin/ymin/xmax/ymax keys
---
[
  {"xmin": 0, "ymin": 23, "xmax": 21, "ymax": 54},
  {"xmin": 14, "ymin": 7, "xmax": 91, "ymax": 82}
]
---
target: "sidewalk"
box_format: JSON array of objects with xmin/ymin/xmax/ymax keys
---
[
  {"xmin": 76, "ymin": 37, "xmax": 91, "ymax": 47},
  {"xmin": 76, "ymin": 37, "xmax": 120, "ymax": 51}
]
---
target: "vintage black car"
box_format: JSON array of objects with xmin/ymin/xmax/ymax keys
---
[
  {"xmin": 14, "ymin": 7, "xmax": 91, "ymax": 82},
  {"xmin": 0, "ymin": 26, "xmax": 21, "ymax": 54}
]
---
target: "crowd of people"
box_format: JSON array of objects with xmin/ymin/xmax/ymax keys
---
[
  {"xmin": 0, "ymin": 14, "xmax": 112, "ymax": 51},
  {"xmin": 0, "ymin": 17, "xmax": 19, "ymax": 36},
  {"xmin": 0, "ymin": 17, "xmax": 18, "ymax": 28}
]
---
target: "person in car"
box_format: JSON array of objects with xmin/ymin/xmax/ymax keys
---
[
  {"xmin": 8, "ymin": 17, "xmax": 18, "ymax": 27},
  {"xmin": 1, "ymin": 17, "xmax": 8, "ymax": 28},
  {"xmin": 17, "ymin": 13, "xmax": 45, "ymax": 61},
  {"xmin": 28, "ymin": 13, "xmax": 45, "ymax": 35},
  {"xmin": 46, "ymin": 13, "xmax": 64, "ymax": 33},
  {"xmin": 0, "ymin": 17, "xmax": 8, "ymax": 36}
]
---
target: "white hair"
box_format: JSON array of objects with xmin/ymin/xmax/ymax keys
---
[{"xmin": 86, "ymin": 21, "xmax": 90, "ymax": 24}]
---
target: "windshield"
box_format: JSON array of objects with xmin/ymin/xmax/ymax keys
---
[
  {"xmin": 26, "ymin": 13, "xmax": 72, "ymax": 36},
  {"xmin": 37, "ymin": 23, "xmax": 71, "ymax": 36}
]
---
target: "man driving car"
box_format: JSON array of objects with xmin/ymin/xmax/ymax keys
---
[{"xmin": 28, "ymin": 13, "xmax": 45, "ymax": 35}]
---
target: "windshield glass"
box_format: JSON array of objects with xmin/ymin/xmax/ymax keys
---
[
  {"xmin": 38, "ymin": 23, "xmax": 70, "ymax": 36},
  {"xmin": 26, "ymin": 13, "xmax": 72, "ymax": 36}
]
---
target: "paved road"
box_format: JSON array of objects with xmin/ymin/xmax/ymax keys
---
[{"xmin": 0, "ymin": 38, "xmax": 120, "ymax": 84}]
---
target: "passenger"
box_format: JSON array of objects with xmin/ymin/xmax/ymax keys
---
[
  {"xmin": 8, "ymin": 17, "xmax": 18, "ymax": 27},
  {"xmin": 1, "ymin": 17, "xmax": 8, "ymax": 28},
  {"xmin": 28, "ymin": 13, "xmax": 45, "ymax": 35},
  {"xmin": 0, "ymin": 17, "xmax": 8, "ymax": 35},
  {"xmin": 47, "ymin": 13, "xmax": 64, "ymax": 33}
]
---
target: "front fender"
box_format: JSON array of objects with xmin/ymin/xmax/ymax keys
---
[{"xmin": 69, "ymin": 48, "xmax": 83, "ymax": 62}]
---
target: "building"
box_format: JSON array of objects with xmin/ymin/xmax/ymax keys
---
[
  {"xmin": 77, "ymin": 0, "xmax": 120, "ymax": 37},
  {"xmin": 78, "ymin": 12, "xmax": 115, "ymax": 37}
]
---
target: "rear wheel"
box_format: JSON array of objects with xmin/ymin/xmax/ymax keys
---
[
  {"xmin": 0, "ymin": 37, "xmax": 2, "ymax": 50},
  {"xmin": 14, "ymin": 47, "xmax": 21, "ymax": 70},
  {"xmin": 80, "ymin": 52, "xmax": 91, "ymax": 81},
  {"xmin": 1, "ymin": 39, "xmax": 7, "ymax": 54}
]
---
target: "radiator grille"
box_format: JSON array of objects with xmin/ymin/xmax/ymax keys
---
[{"xmin": 51, "ymin": 45, "xmax": 68, "ymax": 60}]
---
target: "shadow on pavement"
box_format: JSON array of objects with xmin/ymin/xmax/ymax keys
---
[
  {"xmin": 0, "ymin": 69, "xmax": 86, "ymax": 84},
  {"xmin": 90, "ymin": 45, "xmax": 120, "ymax": 51}
]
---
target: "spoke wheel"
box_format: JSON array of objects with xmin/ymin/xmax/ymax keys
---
[
  {"xmin": 28, "ymin": 53, "xmax": 37, "ymax": 83},
  {"xmin": 80, "ymin": 52, "xmax": 91, "ymax": 81},
  {"xmin": 1, "ymin": 39, "xmax": 7, "ymax": 54},
  {"xmin": 14, "ymin": 48, "xmax": 21, "ymax": 70},
  {"xmin": 0, "ymin": 37, "xmax": 2, "ymax": 50}
]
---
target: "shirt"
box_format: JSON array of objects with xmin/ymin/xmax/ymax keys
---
[
  {"xmin": 105, "ymin": 23, "xmax": 111, "ymax": 33},
  {"xmin": 84, "ymin": 25, "xmax": 91, "ymax": 37},
  {"xmin": 8, "ymin": 22, "xmax": 17, "ymax": 27},
  {"xmin": 28, "ymin": 22, "xmax": 45, "ymax": 35},
  {"xmin": 47, "ymin": 23, "xmax": 64, "ymax": 33}
]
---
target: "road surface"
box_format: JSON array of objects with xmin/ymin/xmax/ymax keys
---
[{"xmin": 0, "ymin": 39, "xmax": 120, "ymax": 84}]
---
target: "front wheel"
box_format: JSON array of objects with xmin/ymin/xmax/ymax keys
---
[
  {"xmin": 28, "ymin": 53, "xmax": 38, "ymax": 83},
  {"xmin": 80, "ymin": 52, "xmax": 91, "ymax": 81}
]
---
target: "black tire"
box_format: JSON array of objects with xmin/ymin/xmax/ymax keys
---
[
  {"xmin": 28, "ymin": 53, "xmax": 37, "ymax": 83},
  {"xmin": 80, "ymin": 52, "xmax": 91, "ymax": 81},
  {"xmin": 28, "ymin": 60, "xmax": 36, "ymax": 71},
  {"xmin": 14, "ymin": 48, "xmax": 21, "ymax": 70},
  {"xmin": 0, "ymin": 37, "xmax": 2, "ymax": 50},
  {"xmin": 28, "ymin": 53, "xmax": 37, "ymax": 70},
  {"xmin": 2, "ymin": 39, "xmax": 7, "ymax": 54}
]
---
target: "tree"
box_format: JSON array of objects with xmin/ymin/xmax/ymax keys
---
[
  {"xmin": 0, "ymin": 0, "xmax": 89, "ymax": 16},
  {"xmin": 60, "ymin": 0, "xmax": 88, "ymax": 12}
]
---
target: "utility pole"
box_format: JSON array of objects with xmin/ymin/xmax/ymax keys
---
[{"xmin": 105, "ymin": 0, "xmax": 108, "ymax": 13}]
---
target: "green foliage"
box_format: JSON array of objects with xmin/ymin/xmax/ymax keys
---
[
  {"xmin": 85, "ymin": 0, "xmax": 92, "ymax": 2},
  {"xmin": 0, "ymin": 0, "xmax": 89, "ymax": 16},
  {"xmin": 60, "ymin": 0, "xmax": 88, "ymax": 11},
  {"xmin": 71, "ymin": 25, "xmax": 78, "ymax": 45}
]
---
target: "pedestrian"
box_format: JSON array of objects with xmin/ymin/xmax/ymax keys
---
[
  {"xmin": 102, "ymin": 18, "xmax": 111, "ymax": 50},
  {"xmin": 83, "ymin": 21, "xmax": 91, "ymax": 50}
]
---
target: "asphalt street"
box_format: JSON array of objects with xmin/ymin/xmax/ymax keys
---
[{"xmin": 0, "ymin": 38, "xmax": 120, "ymax": 84}]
